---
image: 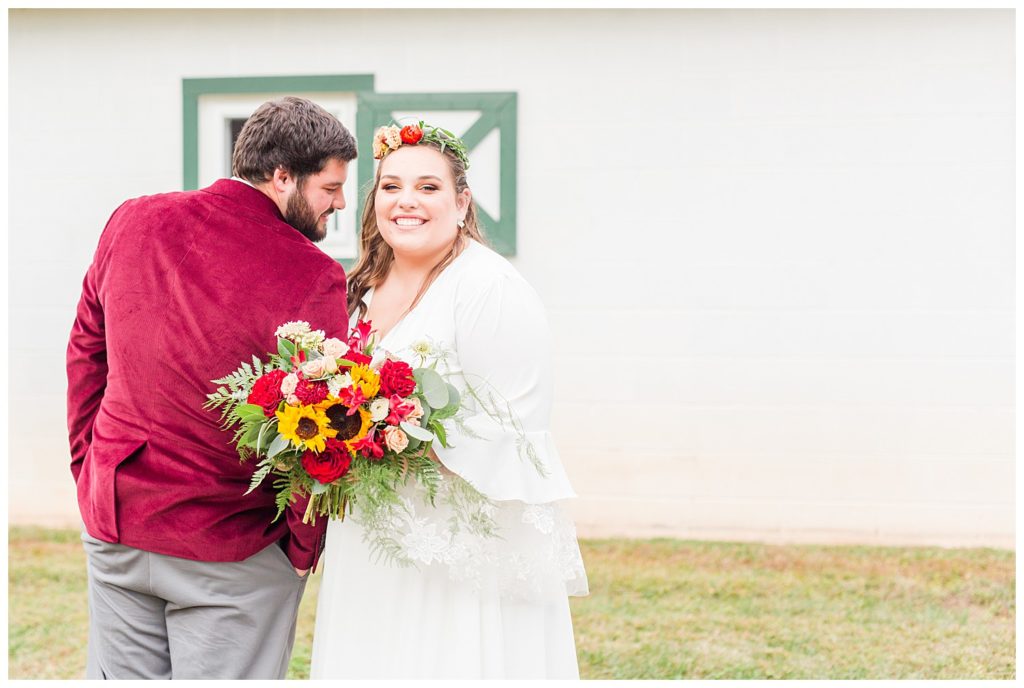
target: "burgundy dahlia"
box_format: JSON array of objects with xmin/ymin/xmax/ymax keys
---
[{"xmin": 294, "ymin": 376, "xmax": 329, "ymax": 405}]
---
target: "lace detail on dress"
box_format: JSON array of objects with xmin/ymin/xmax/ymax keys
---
[
  {"xmin": 350, "ymin": 473, "xmax": 589, "ymax": 602},
  {"xmin": 522, "ymin": 504, "xmax": 555, "ymax": 534}
]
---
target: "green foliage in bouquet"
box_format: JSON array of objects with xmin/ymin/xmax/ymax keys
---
[{"xmin": 204, "ymin": 355, "xmax": 279, "ymax": 458}]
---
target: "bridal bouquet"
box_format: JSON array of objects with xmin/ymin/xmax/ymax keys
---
[{"xmin": 204, "ymin": 320, "xmax": 461, "ymax": 529}]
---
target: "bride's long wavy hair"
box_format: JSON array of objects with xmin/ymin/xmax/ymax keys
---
[{"xmin": 346, "ymin": 139, "xmax": 487, "ymax": 320}]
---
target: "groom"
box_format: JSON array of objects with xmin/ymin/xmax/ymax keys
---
[{"xmin": 66, "ymin": 96, "xmax": 355, "ymax": 679}]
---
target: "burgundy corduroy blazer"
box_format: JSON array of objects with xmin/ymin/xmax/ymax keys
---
[{"xmin": 66, "ymin": 179, "xmax": 348, "ymax": 570}]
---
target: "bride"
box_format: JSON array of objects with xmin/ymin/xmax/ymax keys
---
[{"xmin": 309, "ymin": 122, "xmax": 588, "ymax": 679}]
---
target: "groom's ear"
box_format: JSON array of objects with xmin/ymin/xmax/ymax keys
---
[{"xmin": 271, "ymin": 166, "xmax": 294, "ymax": 193}]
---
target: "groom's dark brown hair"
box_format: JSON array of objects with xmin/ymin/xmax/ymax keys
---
[{"xmin": 232, "ymin": 96, "xmax": 357, "ymax": 184}]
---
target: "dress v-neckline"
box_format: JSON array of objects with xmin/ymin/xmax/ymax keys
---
[
  {"xmin": 362, "ymin": 290, "xmax": 404, "ymax": 347},
  {"xmin": 362, "ymin": 242, "xmax": 475, "ymax": 347}
]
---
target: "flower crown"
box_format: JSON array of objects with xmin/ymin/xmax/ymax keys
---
[{"xmin": 372, "ymin": 120, "xmax": 471, "ymax": 170}]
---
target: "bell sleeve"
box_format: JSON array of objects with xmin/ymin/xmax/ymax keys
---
[{"xmin": 432, "ymin": 269, "xmax": 577, "ymax": 504}]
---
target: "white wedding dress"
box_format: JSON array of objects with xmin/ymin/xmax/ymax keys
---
[{"xmin": 309, "ymin": 240, "xmax": 588, "ymax": 679}]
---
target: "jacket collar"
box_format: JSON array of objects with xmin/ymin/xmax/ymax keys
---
[{"xmin": 202, "ymin": 178, "xmax": 286, "ymax": 225}]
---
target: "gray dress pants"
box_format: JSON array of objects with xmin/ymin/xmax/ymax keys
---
[{"xmin": 81, "ymin": 531, "xmax": 308, "ymax": 679}]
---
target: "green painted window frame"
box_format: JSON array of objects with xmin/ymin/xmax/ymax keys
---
[
  {"xmin": 181, "ymin": 74, "xmax": 375, "ymax": 190},
  {"xmin": 356, "ymin": 92, "xmax": 518, "ymax": 255}
]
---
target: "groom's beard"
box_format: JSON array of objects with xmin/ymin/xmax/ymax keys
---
[{"xmin": 284, "ymin": 185, "xmax": 330, "ymax": 243}]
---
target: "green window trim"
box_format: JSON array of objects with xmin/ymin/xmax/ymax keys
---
[{"xmin": 181, "ymin": 74, "xmax": 375, "ymax": 190}]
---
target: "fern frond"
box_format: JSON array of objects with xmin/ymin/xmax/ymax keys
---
[{"xmin": 247, "ymin": 456, "xmax": 275, "ymax": 494}]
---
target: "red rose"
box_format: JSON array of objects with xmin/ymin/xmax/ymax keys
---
[
  {"xmin": 400, "ymin": 125, "xmax": 423, "ymax": 145},
  {"xmin": 379, "ymin": 359, "xmax": 416, "ymax": 398},
  {"xmin": 247, "ymin": 369, "xmax": 287, "ymax": 417},
  {"xmin": 351, "ymin": 430, "xmax": 385, "ymax": 461},
  {"xmin": 341, "ymin": 350, "xmax": 372, "ymax": 368},
  {"xmin": 294, "ymin": 376, "xmax": 329, "ymax": 405},
  {"xmin": 301, "ymin": 439, "xmax": 352, "ymax": 484}
]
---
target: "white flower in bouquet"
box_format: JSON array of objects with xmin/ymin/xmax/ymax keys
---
[
  {"xmin": 295, "ymin": 329, "xmax": 325, "ymax": 350},
  {"xmin": 409, "ymin": 339, "xmax": 433, "ymax": 358},
  {"xmin": 275, "ymin": 321, "xmax": 311, "ymax": 340},
  {"xmin": 369, "ymin": 397, "xmax": 390, "ymax": 423},
  {"xmin": 327, "ymin": 372, "xmax": 353, "ymax": 397}
]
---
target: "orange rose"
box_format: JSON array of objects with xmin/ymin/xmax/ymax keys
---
[{"xmin": 400, "ymin": 125, "xmax": 423, "ymax": 144}]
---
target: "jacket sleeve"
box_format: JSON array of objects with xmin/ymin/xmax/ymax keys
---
[
  {"xmin": 66, "ymin": 208, "xmax": 123, "ymax": 482},
  {"xmin": 281, "ymin": 260, "xmax": 349, "ymax": 570}
]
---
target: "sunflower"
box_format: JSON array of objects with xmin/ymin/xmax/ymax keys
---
[
  {"xmin": 348, "ymin": 364, "xmax": 381, "ymax": 399},
  {"xmin": 276, "ymin": 404, "xmax": 337, "ymax": 453},
  {"xmin": 323, "ymin": 402, "xmax": 373, "ymax": 449}
]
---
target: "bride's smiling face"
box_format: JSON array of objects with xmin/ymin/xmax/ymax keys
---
[{"xmin": 374, "ymin": 145, "xmax": 471, "ymax": 261}]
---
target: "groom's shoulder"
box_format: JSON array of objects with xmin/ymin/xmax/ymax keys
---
[
  {"xmin": 106, "ymin": 184, "xmax": 282, "ymax": 240},
  {"xmin": 108, "ymin": 187, "xmax": 211, "ymax": 224}
]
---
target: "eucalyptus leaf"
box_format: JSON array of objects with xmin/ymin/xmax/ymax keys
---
[
  {"xmin": 267, "ymin": 434, "xmax": 291, "ymax": 458},
  {"xmin": 401, "ymin": 421, "xmax": 435, "ymax": 443},
  {"xmin": 434, "ymin": 383, "xmax": 461, "ymax": 417},
  {"xmin": 310, "ymin": 480, "xmax": 330, "ymax": 495},
  {"xmin": 414, "ymin": 368, "xmax": 449, "ymax": 409}
]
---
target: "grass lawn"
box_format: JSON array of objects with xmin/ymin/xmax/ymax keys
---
[{"xmin": 8, "ymin": 526, "xmax": 1015, "ymax": 679}]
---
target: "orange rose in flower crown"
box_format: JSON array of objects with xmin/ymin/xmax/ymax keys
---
[{"xmin": 399, "ymin": 124, "xmax": 424, "ymax": 144}]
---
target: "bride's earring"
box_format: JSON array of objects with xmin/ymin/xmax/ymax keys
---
[{"xmin": 458, "ymin": 219, "xmax": 466, "ymax": 229}]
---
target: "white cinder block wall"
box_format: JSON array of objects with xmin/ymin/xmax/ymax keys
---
[{"xmin": 9, "ymin": 9, "xmax": 1014, "ymax": 547}]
